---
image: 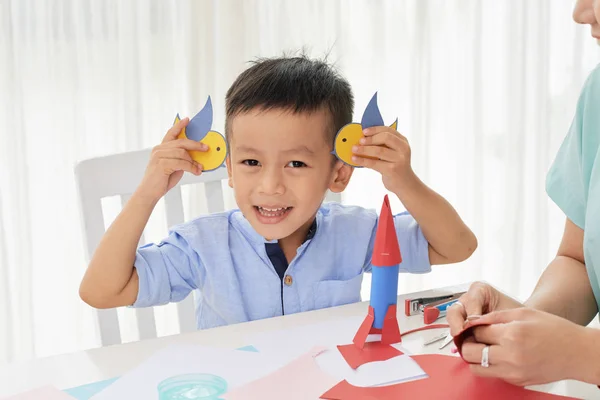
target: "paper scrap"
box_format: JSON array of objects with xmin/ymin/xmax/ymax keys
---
[
  {"xmin": 63, "ymin": 378, "xmax": 119, "ymax": 400},
  {"xmin": 236, "ymin": 345, "xmax": 259, "ymax": 353}
]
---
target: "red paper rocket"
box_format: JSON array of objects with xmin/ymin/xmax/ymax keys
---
[{"xmin": 352, "ymin": 195, "xmax": 402, "ymax": 349}]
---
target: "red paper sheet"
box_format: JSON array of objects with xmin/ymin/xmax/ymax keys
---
[
  {"xmin": 320, "ymin": 354, "xmax": 576, "ymax": 399},
  {"xmin": 337, "ymin": 342, "xmax": 403, "ymax": 369}
]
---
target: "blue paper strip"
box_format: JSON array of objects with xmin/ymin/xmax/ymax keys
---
[
  {"xmin": 63, "ymin": 377, "xmax": 119, "ymax": 400},
  {"xmin": 236, "ymin": 345, "xmax": 259, "ymax": 352}
]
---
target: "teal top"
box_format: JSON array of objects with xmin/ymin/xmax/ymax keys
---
[{"xmin": 546, "ymin": 63, "xmax": 600, "ymax": 312}]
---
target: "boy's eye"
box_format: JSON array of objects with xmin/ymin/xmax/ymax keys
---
[
  {"xmin": 242, "ymin": 159, "xmax": 260, "ymax": 167},
  {"xmin": 287, "ymin": 161, "xmax": 307, "ymax": 168}
]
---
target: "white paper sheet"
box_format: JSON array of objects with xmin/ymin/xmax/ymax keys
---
[
  {"xmin": 1, "ymin": 386, "xmax": 74, "ymax": 400},
  {"xmin": 315, "ymin": 347, "xmax": 427, "ymax": 387},
  {"xmin": 90, "ymin": 345, "xmax": 280, "ymax": 400},
  {"xmin": 246, "ymin": 316, "xmax": 418, "ymax": 363}
]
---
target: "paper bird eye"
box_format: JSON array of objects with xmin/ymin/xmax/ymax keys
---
[
  {"xmin": 216, "ymin": 147, "xmax": 221, "ymax": 151},
  {"xmin": 342, "ymin": 138, "xmax": 347, "ymax": 142}
]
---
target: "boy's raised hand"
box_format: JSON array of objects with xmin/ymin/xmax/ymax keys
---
[
  {"xmin": 136, "ymin": 117, "xmax": 207, "ymax": 201},
  {"xmin": 351, "ymin": 126, "xmax": 413, "ymax": 194}
]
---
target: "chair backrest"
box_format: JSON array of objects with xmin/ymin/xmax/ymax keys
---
[{"xmin": 75, "ymin": 147, "xmax": 341, "ymax": 346}]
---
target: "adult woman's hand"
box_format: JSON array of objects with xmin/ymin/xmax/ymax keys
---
[
  {"xmin": 447, "ymin": 282, "xmax": 524, "ymax": 336},
  {"xmin": 459, "ymin": 307, "xmax": 591, "ymax": 387}
]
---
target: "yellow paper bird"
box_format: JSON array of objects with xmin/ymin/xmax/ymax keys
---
[
  {"xmin": 332, "ymin": 92, "xmax": 397, "ymax": 167},
  {"xmin": 174, "ymin": 96, "xmax": 227, "ymax": 172}
]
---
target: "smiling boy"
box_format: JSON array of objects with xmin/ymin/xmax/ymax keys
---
[{"xmin": 79, "ymin": 55, "xmax": 477, "ymax": 329}]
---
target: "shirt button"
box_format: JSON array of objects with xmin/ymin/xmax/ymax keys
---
[{"xmin": 284, "ymin": 275, "xmax": 293, "ymax": 286}]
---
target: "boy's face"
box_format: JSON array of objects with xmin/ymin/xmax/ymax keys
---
[{"xmin": 226, "ymin": 108, "xmax": 352, "ymax": 241}]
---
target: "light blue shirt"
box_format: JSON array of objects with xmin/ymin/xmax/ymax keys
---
[
  {"xmin": 546, "ymin": 63, "xmax": 600, "ymax": 312},
  {"xmin": 132, "ymin": 202, "xmax": 431, "ymax": 329}
]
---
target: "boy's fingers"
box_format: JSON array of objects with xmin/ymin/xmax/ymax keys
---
[
  {"xmin": 360, "ymin": 131, "xmax": 407, "ymax": 148},
  {"xmin": 363, "ymin": 126, "xmax": 407, "ymax": 141},
  {"xmin": 162, "ymin": 138, "xmax": 208, "ymax": 152},
  {"xmin": 153, "ymin": 148, "xmax": 195, "ymax": 164},
  {"xmin": 352, "ymin": 144, "xmax": 397, "ymax": 162},
  {"xmin": 163, "ymin": 117, "xmax": 190, "ymax": 143},
  {"xmin": 351, "ymin": 155, "xmax": 389, "ymax": 173},
  {"xmin": 157, "ymin": 158, "xmax": 202, "ymax": 175}
]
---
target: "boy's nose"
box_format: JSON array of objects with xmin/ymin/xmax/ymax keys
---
[
  {"xmin": 573, "ymin": 0, "xmax": 597, "ymax": 24},
  {"xmin": 258, "ymin": 169, "xmax": 286, "ymax": 195}
]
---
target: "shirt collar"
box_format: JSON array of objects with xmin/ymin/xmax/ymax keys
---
[{"xmin": 232, "ymin": 209, "xmax": 320, "ymax": 247}]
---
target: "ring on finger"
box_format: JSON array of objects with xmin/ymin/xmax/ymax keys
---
[
  {"xmin": 451, "ymin": 301, "xmax": 464, "ymax": 308},
  {"xmin": 481, "ymin": 345, "xmax": 490, "ymax": 368}
]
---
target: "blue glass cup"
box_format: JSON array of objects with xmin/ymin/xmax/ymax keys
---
[{"xmin": 157, "ymin": 374, "xmax": 228, "ymax": 400}]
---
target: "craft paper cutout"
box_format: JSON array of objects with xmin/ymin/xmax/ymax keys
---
[
  {"xmin": 174, "ymin": 96, "xmax": 227, "ymax": 171},
  {"xmin": 64, "ymin": 377, "xmax": 119, "ymax": 399},
  {"xmin": 185, "ymin": 97, "xmax": 213, "ymax": 142},
  {"xmin": 353, "ymin": 195, "xmax": 402, "ymax": 348},
  {"xmin": 223, "ymin": 347, "xmax": 339, "ymax": 400},
  {"xmin": 337, "ymin": 342, "xmax": 403, "ymax": 370},
  {"xmin": 3, "ymin": 386, "xmax": 76, "ymax": 400},
  {"xmin": 236, "ymin": 345, "xmax": 259, "ymax": 352},
  {"xmin": 340, "ymin": 323, "xmax": 449, "ymax": 371},
  {"xmin": 320, "ymin": 354, "xmax": 576, "ymax": 400},
  {"xmin": 332, "ymin": 92, "xmax": 398, "ymax": 167}
]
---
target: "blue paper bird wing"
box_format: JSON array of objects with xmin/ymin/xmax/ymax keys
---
[
  {"xmin": 361, "ymin": 92, "xmax": 384, "ymax": 129},
  {"xmin": 186, "ymin": 96, "xmax": 213, "ymax": 141}
]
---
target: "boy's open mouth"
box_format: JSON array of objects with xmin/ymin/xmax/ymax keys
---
[{"xmin": 253, "ymin": 206, "xmax": 293, "ymax": 223}]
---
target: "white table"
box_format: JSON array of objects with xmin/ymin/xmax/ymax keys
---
[{"xmin": 1, "ymin": 285, "xmax": 598, "ymax": 399}]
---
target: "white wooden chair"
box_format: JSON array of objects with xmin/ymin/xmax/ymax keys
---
[{"xmin": 74, "ymin": 147, "xmax": 341, "ymax": 346}]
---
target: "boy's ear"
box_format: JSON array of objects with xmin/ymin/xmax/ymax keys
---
[
  {"xmin": 328, "ymin": 160, "xmax": 353, "ymax": 193},
  {"xmin": 225, "ymin": 156, "xmax": 233, "ymax": 188}
]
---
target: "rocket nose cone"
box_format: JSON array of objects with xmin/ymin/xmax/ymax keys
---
[{"xmin": 372, "ymin": 195, "xmax": 402, "ymax": 266}]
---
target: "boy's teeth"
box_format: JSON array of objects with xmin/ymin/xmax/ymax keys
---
[{"xmin": 257, "ymin": 206, "xmax": 290, "ymax": 216}]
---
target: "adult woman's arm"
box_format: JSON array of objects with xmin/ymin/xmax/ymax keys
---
[{"xmin": 525, "ymin": 218, "xmax": 598, "ymax": 325}]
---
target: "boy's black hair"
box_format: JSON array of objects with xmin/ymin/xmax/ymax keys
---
[{"xmin": 225, "ymin": 54, "xmax": 354, "ymax": 143}]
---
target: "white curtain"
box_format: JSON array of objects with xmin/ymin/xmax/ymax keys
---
[{"xmin": 1, "ymin": 0, "xmax": 599, "ymax": 363}]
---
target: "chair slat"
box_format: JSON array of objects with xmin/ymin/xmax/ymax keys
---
[
  {"xmin": 75, "ymin": 149, "xmax": 231, "ymax": 346},
  {"xmin": 164, "ymin": 187, "xmax": 185, "ymax": 227},
  {"xmin": 205, "ymin": 181, "xmax": 225, "ymax": 213}
]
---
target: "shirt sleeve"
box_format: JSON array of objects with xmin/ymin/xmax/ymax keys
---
[
  {"xmin": 131, "ymin": 230, "xmax": 205, "ymax": 308},
  {"xmin": 545, "ymin": 70, "xmax": 599, "ymax": 229},
  {"xmin": 364, "ymin": 211, "xmax": 431, "ymax": 274}
]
